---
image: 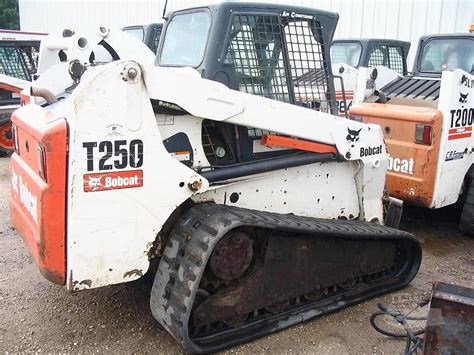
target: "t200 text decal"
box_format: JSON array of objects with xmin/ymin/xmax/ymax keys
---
[{"xmin": 449, "ymin": 108, "xmax": 473, "ymax": 140}]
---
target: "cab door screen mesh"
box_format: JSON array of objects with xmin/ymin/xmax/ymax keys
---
[
  {"xmin": 224, "ymin": 14, "xmax": 334, "ymax": 114},
  {"xmin": 0, "ymin": 41, "xmax": 39, "ymax": 80},
  {"xmin": 368, "ymin": 44, "xmax": 406, "ymax": 75},
  {"xmin": 388, "ymin": 46, "xmax": 406, "ymax": 75},
  {"xmin": 225, "ymin": 15, "xmax": 291, "ymax": 103},
  {"xmin": 284, "ymin": 19, "xmax": 333, "ymax": 113}
]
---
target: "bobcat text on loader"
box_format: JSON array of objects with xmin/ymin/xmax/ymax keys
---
[
  {"xmin": 9, "ymin": 3, "xmax": 421, "ymax": 352},
  {"xmin": 351, "ymin": 31, "xmax": 474, "ymax": 236}
]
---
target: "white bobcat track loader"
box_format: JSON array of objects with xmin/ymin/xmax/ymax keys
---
[{"xmin": 9, "ymin": 3, "xmax": 422, "ymax": 352}]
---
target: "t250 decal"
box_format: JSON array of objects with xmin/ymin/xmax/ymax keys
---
[{"xmin": 83, "ymin": 139, "xmax": 143, "ymax": 172}]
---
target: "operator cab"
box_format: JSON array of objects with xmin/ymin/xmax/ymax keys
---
[
  {"xmin": 331, "ymin": 39, "xmax": 410, "ymax": 75},
  {"xmin": 155, "ymin": 2, "xmax": 339, "ymax": 166},
  {"xmin": 122, "ymin": 23, "xmax": 163, "ymax": 53},
  {"xmin": 157, "ymin": 2, "xmax": 338, "ymax": 114},
  {"xmin": 412, "ymin": 33, "xmax": 474, "ymax": 77}
]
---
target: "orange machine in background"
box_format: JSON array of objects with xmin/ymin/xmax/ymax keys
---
[{"xmin": 351, "ymin": 32, "xmax": 474, "ymax": 235}]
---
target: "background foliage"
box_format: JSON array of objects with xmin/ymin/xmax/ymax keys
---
[{"xmin": 0, "ymin": 0, "xmax": 20, "ymax": 30}]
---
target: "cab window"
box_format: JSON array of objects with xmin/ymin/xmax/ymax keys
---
[
  {"xmin": 330, "ymin": 42, "xmax": 362, "ymax": 67},
  {"xmin": 419, "ymin": 38, "xmax": 474, "ymax": 73},
  {"xmin": 122, "ymin": 26, "xmax": 144, "ymax": 41},
  {"xmin": 160, "ymin": 11, "xmax": 211, "ymax": 67}
]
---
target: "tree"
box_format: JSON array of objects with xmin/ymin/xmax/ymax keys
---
[{"xmin": 0, "ymin": 0, "xmax": 20, "ymax": 30}]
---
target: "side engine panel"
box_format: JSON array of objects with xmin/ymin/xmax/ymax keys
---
[
  {"xmin": 432, "ymin": 70, "xmax": 474, "ymax": 208},
  {"xmin": 193, "ymin": 161, "xmax": 360, "ymax": 220},
  {"xmin": 63, "ymin": 63, "xmax": 207, "ymax": 290}
]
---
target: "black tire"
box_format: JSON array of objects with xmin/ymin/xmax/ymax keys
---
[
  {"xmin": 0, "ymin": 119, "xmax": 13, "ymax": 156},
  {"xmin": 459, "ymin": 179, "xmax": 474, "ymax": 236}
]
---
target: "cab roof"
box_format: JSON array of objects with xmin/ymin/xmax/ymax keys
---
[
  {"xmin": 167, "ymin": 1, "xmax": 339, "ymax": 20},
  {"xmin": 418, "ymin": 33, "xmax": 474, "ymax": 40},
  {"xmin": 332, "ymin": 38, "xmax": 411, "ymax": 47}
]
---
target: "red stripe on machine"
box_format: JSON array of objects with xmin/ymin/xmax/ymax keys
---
[
  {"xmin": 449, "ymin": 127, "xmax": 472, "ymax": 134},
  {"xmin": 83, "ymin": 170, "xmax": 143, "ymax": 192},
  {"xmin": 448, "ymin": 132, "xmax": 472, "ymax": 140},
  {"xmin": 335, "ymin": 91, "xmax": 354, "ymax": 100}
]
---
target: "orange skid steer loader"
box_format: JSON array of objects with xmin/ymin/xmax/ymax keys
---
[{"xmin": 351, "ymin": 32, "xmax": 474, "ymax": 235}]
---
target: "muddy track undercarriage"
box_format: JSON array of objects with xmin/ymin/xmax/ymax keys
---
[{"xmin": 150, "ymin": 204, "xmax": 422, "ymax": 353}]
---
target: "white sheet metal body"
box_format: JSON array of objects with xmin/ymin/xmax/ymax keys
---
[
  {"xmin": 37, "ymin": 26, "xmax": 155, "ymax": 75},
  {"xmin": 333, "ymin": 64, "xmax": 401, "ymax": 115},
  {"xmin": 20, "ymin": 30, "xmax": 390, "ymax": 290},
  {"xmin": 431, "ymin": 70, "xmax": 474, "ymax": 208},
  {"xmin": 57, "ymin": 63, "xmax": 208, "ymax": 290}
]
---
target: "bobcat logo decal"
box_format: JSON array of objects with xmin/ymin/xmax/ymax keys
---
[
  {"xmin": 346, "ymin": 128, "xmax": 362, "ymax": 146},
  {"xmin": 459, "ymin": 92, "xmax": 468, "ymax": 104},
  {"xmin": 86, "ymin": 176, "xmax": 103, "ymax": 192}
]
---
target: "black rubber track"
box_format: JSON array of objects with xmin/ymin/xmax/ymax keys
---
[
  {"xmin": 460, "ymin": 179, "xmax": 474, "ymax": 236},
  {"xmin": 150, "ymin": 204, "xmax": 422, "ymax": 353}
]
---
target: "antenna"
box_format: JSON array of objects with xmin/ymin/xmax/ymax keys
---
[{"xmin": 162, "ymin": 0, "xmax": 169, "ymax": 20}]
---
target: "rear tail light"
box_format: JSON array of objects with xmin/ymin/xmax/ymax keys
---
[
  {"xmin": 415, "ymin": 124, "xmax": 432, "ymax": 145},
  {"xmin": 12, "ymin": 124, "xmax": 19, "ymax": 153},
  {"xmin": 37, "ymin": 143, "xmax": 47, "ymax": 181}
]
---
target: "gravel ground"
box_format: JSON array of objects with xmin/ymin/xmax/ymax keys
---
[{"xmin": 0, "ymin": 156, "xmax": 472, "ymax": 354}]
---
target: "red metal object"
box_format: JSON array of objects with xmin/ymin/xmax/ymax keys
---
[
  {"xmin": 10, "ymin": 105, "xmax": 68, "ymax": 285},
  {"xmin": 261, "ymin": 134, "xmax": 338, "ymax": 154},
  {"xmin": 83, "ymin": 170, "xmax": 143, "ymax": 192},
  {"xmin": 448, "ymin": 126, "xmax": 472, "ymax": 141},
  {"xmin": 423, "ymin": 282, "xmax": 474, "ymax": 354},
  {"xmin": 0, "ymin": 83, "xmax": 22, "ymax": 94},
  {"xmin": 0, "ymin": 121, "xmax": 13, "ymax": 152},
  {"xmin": 423, "ymin": 125, "xmax": 431, "ymax": 145}
]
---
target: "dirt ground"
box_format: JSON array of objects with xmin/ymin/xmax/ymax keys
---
[{"xmin": 0, "ymin": 156, "xmax": 472, "ymax": 354}]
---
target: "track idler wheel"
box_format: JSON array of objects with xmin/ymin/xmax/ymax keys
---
[
  {"xmin": 209, "ymin": 230, "xmax": 253, "ymax": 281},
  {"xmin": 304, "ymin": 286, "xmax": 324, "ymax": 301}
]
